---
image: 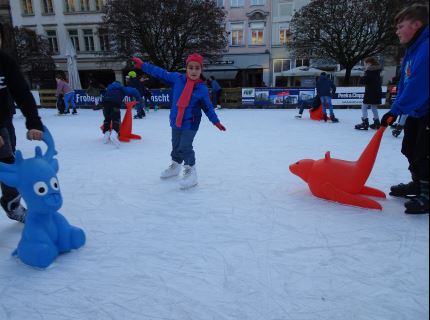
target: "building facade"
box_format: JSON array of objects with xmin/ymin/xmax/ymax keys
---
[
  {"xmin": 207, "ymin": 0, "xmax": 272, "ymax": 87},
  {"xmin": 9, "ymin": 0, "xmax": 397, "ymax": 88},
  {"xmin": 10, "ymin": 0, "xmax": 122, "ymax": 87},
  {"xmin": 271, "ymin": 0, "xmax": 313, "ymax": 87},
  {"xmin": 0, "ymin": 0, "xmax": 12, "ymax": 24}
]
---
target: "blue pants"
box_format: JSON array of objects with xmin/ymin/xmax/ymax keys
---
[
  {"xmin": 320, "ymin": 96, "xmax": 334, "ymax": 116},
  {"xmin": 212, "ymin": 90, "xmax": 222, "ymax": 106},
  {"xmin": 135, "ymin": 99, "xmax": 146, "ymax": 117},
  {"xmin": 171, "ymin": 129, "xmax": 197, "ymax": 166},
  {"xmin": 64, "ymin": 91, "xmax": 76, "ymax": 112}
]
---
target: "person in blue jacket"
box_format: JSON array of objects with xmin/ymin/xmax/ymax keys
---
[
  {"xmin": 381, "ymin": 3, "xmax": 429, "ymax": 214},
  {"xmin": 209, "ymin": 76, "xmax": 222, "ymax": 109},
  {"xmin": 132, "ymin": 53, "xmax": 226, "ymax": 189},
  {"xmin": 316, "ymin": 72, "xmax": 338, "ymax": 122},
  {"xmin": 101, "ymin": 81, "xmax": 141, "ymax": 148}
]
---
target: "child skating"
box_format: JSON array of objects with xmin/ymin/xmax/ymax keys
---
[
  {"xmin": 101, "ymin": 81, "xmax": 142, "ymax": 148},
  {"xmin": 132, "ymin": 53, "xmax": 226, "ymax": 189}
]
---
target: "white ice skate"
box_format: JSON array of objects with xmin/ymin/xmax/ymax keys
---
[
  {"xmin": 160, "ymin": 161, "xmax": 181, "ymax": 179},
  {"xmin": 110, "ymin": 130, "xmax": 121, "ymax": 148},
  {"xmin": 179, "ymin": 165, "xmax": 198, "ymax": 189},
  {"xmin": 102, "ymin": 131, "xmax": 111, "ymax": 144}
]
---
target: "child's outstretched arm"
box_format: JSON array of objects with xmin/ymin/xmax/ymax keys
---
[{"xmin": 132, "ymin": 57, "xmax": 178, "ymax": 86}]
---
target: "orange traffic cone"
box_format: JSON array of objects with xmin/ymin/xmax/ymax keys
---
[
  {"xmin": 309, "ymin": 104, "xmax": 324, "ymax": 121},
  {"xmin": 119, "ymin": 101, "xmax": 142, "ymax": 142}
]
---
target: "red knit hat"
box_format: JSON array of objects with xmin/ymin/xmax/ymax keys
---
[{"xmin": 186, "ymin": 53, "xmax": 204, "ymax": 67}]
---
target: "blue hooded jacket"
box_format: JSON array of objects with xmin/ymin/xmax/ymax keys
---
[
  {"xmin": 140, "ymin": 63, "xmax": 220, "ymax": 130},
  {"xmin": 103, "ymin": 82, "xmax": 142, "ymax": 105},
  {"xmin": 391, "ymin": 26, "xmax": 429, "ymax": 118},
  {"xmin": 316, "ymin": 74, "xmax": 336, "ymax": 97},
  {"xmin": 211, "ymin": 79, "xmax": 222, "ymax": 92}
]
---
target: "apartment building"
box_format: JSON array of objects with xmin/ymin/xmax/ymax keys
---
[
  {"xmin": 10, "ymin": 0, "xmax": 122, "ymax": 87},
  {"xmin": 208, "ymin": 0, "xmax": 272, "ymax": 87},
  {"xmin": 271, "ymin": 0, "xmax": 312, "ymax": 87}
]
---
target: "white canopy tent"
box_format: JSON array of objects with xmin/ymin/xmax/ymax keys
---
[
  {"xmin": 281, "ymin": 66, "xmax": 325, "ymax": 77},
  {"xmin": 334, "ymin": 66, "xmax": 365, "ymax": 77}
]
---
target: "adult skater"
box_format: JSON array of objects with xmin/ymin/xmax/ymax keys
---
[{"xmin": 0, "ymin": 22, "xmax": 44, "ymax": 223}]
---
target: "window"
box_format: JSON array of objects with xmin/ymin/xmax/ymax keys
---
[
  {"xmin": 230, "ymin": 0, "xmax": 244, "ymax": 8},
  {"xmin": 273, "ymin": 59, "xmax": 291, "ymax": 73},
  {"xmin": 80, "ymin": 0, "xmax": 90, "ymax": 11},
  {"xmin": 279, "ymin": 2, "xmax": 293, "ymax": 17},
  {"xmin": 279, "ymin": 28, "xmax": 290, "ymax": 45},
  {"xmin": 230, "ymin": 23, "xmax": 244, "ymax": 46},
  {"xmin": 64, "ymin": 0, "xmax": 76, "ymax": 12},
  {"xmin": 41, "ymin": 0, "xmax": 54, "ymax": 14},
  {"xmin": 95, "ymin": 0, "xmax": 104, "ymax": 11},
  {"xmin": 98, "ymin": 29, "xmax": 110, "ymax": 51},
  {"xmin": 46, "ymin": 30, "xmax": 59, "ymax": 53},
  {"xmin": 21, "ymin": 0, "xmax": 34, "ymax": 15},
  {"xmin": 68, "ymin": 29, "xmax": 80, "ymax": 52},
  {"xmin": 83, "ymin": 29, "xmax": 95, "ymax": 51},
  {"xmin": 250, "ymin": 22, "xmax": 264, "ymax": 45},
  {"xmin": 251, "ymin": 0, "xmax": 264, "ymax": 5},
  {"xmin": 296, "ymin": 59, "xmax": 310, "ymax": 68}
]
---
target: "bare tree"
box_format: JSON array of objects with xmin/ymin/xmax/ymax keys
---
[
  {"xmin": 288, "ymin": 0, "xmax": 405, "ymax": 84},
  {"xmin": 102, "ymin": 0, "xmax": 227, "ymax": 71},
  {"xmin": 13, "ymin": 27, "xmax": 56, "ymax": 88}
]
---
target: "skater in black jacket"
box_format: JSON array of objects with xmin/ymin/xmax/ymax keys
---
[{"xmin": 0, "ymin": 23, "xmax": 44, "ymax": 223}]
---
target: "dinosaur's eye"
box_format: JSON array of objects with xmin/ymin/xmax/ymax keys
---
[
  {"xmin": 33, "ymin": 181, "xmax": 48, "ymax": 196},
  {"xmin": 50, "ymin": 177, "xmax": 60, "ymax": 190}
]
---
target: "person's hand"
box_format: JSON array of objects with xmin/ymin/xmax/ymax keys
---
[
  {"xmin": 215, "ymin": 122, "xmax": 226, "ymax": 131},
  {"xmin": 132, "ymin": 57, "xmax": 144, "ymax": 70},
  {"xmin": 0, "ymin": 135, "xmax": 4, "ymax": 148},
  {"xmin": 381, "ymin": 111, "xmax": 396, "ymax": 127},
  {"xmin": 27, "ymin": 129, "xmax": 44, "ymax": 141}
]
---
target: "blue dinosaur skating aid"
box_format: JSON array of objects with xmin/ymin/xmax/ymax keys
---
[{"xmin": 0, "ymin": 126, "xmax": 85, "ymax": 268}]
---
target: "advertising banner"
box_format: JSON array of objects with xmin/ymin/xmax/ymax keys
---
[
  {"xmin": 332, "ymin": 87, "xmax": 387, "ymax": 105},
  {"xmin": 73, "ymin": 89, "xmax": 172, "ymax": 108},
  {"xmin": 242, "ymin": 87, "xmax": 387, "ymax": 106},
  {"xmin": 242, "ymin": 88, "xmax": 316, "ymax": 106}
]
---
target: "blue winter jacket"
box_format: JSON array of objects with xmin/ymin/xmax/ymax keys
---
[
  {"xmin": 211, "ymin": 79, "xmax": 222, "ymax": 92},
  {"xmin": 316, "ymin": 74, "xmax": 336, "ymax": 97},
  {"xmin": 140, "ymin": 63, "xmax": 220, "ymax": 130},
  {"xmin": 103, "ymin": 82, "xmax": 142, "ymax": 105},
  {"xmin": 391, "ymin": 26, "xmax": 429, "ymax": 118}
]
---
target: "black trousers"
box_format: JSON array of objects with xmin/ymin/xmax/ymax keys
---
[
  {"xmin": 103, "ymin": 101, "xmax": 121, "ymax": 133},
  {"xmin": 402, "ymin": 115, "xmax": 429, "ymax": 182},
  {"xmin": 0, "ymin": 123, "xmax": 20, "ymax": 204}
]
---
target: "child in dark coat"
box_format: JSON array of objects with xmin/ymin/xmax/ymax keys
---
[{"xmin": 101, "ymin": 81, "xmax": 141, "ymax": 148}]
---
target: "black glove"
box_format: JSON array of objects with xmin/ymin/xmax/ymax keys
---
[{"xmin": 381, "ymin": 111, "xmax": 396, "ymax": 127}]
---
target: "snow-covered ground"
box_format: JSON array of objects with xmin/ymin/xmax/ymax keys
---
[{"xmin": 0, "ymin": 108, "xmax": 428, "ymax": 320}]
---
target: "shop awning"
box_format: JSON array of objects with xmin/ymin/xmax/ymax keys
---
[{"xmin": 203, "ymin": 70, "xmax": 239, "ymax": 80}]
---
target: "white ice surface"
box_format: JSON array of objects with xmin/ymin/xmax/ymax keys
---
[{"xmin": 0, "ymin": 108, "xmax": 428, "ymax": 320}]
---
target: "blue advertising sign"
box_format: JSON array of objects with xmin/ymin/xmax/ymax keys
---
[
  {"xmin": 243, "ymin": 88, "xmax": 316, "ymax": 106},
  {"xmin": 73, "ymin": 89, "xmax": 172, "ymax": 108}
]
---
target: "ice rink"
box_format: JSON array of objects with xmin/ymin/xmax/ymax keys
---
[{"xmin": 0, "ymin": 108, "xmax": 428, "ymax": 320}]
